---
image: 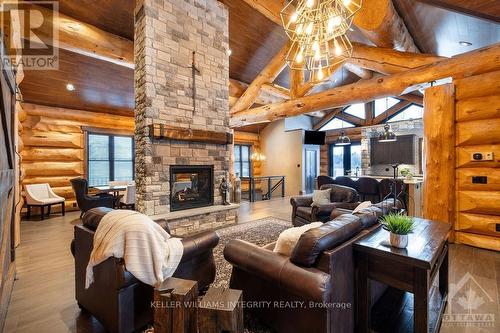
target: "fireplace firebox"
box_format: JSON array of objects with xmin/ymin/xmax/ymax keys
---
[{"xmin": 170, "ymin": 165, "xmax": 214, "ymax": 212}]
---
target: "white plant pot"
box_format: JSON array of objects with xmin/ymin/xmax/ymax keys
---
[{"xmin": 390, "ymin": 232, "xmax": 408, "ymax": 248}]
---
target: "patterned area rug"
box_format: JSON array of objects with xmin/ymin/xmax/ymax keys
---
[
  {"xmin": 210, "ymin": 217, "xmax": 291, "ymax": 333},
  {"xmin": 212, "ymin": 217, "xmax": 290, "ymax": 288}
]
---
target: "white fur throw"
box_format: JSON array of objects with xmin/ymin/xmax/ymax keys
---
[
  {"xmin": 352, "ymin": 201, "xmax": 372, "ymax": 214},
  {"xmin": 274, "ymin": 222, "xmax": 323, "ymax": 257},
  {"xmin": 85, "ymin": 210, "xmax": 184, "ymax": 288}
]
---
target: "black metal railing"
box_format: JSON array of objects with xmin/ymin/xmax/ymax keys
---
[{"xmin": 241, "ymin": 176, "xmax": 285, "ymax": 202}]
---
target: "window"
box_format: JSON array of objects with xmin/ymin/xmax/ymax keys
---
[
  {"xmin": 374, "ymin": 97, "xmax": 400, "ymax": 117},
  {"xmin": 234, "ymin": 144, "xmax": 251, "ymax": 177},
  {"xmin": 388, "ymin": 104, "xmax": 424, "ymax": 122},
  {"xmin": 344, "ymin": 103, "xmax": 365, "ymax": 119},
  {"xmin": 319, "ymin": 118, "xmax": 355, "ymax": 131},
  {"xmin": 329, "ymin": 143, "xmax": 362, "ymax": 177},
  {"xmin": 87, "ymin": 133, "xmax": 134, "ymax": 186}
]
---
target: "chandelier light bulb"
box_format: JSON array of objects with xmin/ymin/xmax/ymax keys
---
[
  {"xmin": 343, "ymin": 0, "xmax": 351, "ymax": 6},
  {"xmin": 295, "ymin": 49, "xmax": 304, "ymax": 63},
  {"xmin": 296, "ymin": 23, "xmax": 304, "ymax": 35},
  {"xmin": 334, "ymin": 39, "xmax": 342, "ymax": 56},
  {"xmin": 307, "ymin": 0, "xmax": 315, "ymax": 8},
  {"xmin": 314, "ymin": 49, "xmax": 321, "ymax": 60},
  {"xmin": 306, "ymin": 22, "xmax": 314, "ymax": 35},
  {"xmin": 290, "ymin": 12, "xmax": 298, "ymax": 23},
  {"xmin": 312, "ymin": 40, "xmax": 319, "ymax": 51},
  {"xmin": 317, "ymin": 67, "xmax": 324, "ymax": 80}
]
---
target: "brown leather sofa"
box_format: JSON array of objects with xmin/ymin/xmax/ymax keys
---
[
  {"xmin": 71, "ymin": 207, "xmax": 219, "ymax": 333},
  {"xmin": 224, "ymin": 206, "xmax": 391, "ymax": 333},
  {"xmin": 290, "ymin": 184, "xmax": 359, "ymax": 226}
]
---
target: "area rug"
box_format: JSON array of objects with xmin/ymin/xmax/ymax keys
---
[
  {"xmin": 210, "ymin": 217, "xmax": 291, "ymax": 333},
  {"xmin": 211, "ymin": 216, "xmax": 291, "ymax": 288}
]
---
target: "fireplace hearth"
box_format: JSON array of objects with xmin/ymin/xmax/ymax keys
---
[{"xmin": 170, "ymin": 165, "xmax": 214, "ymax": 212}]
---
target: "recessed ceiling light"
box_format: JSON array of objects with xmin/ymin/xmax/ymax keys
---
[
  {"xmin": 459, "ymin": 41, "xmax": 472, "ymax": 46},
  {"xmin": 227, "ymin": 49, "xmax": 232, "ymax": 56},
  {"xmin": 66, "ymin": 83, "xmax": 75, "ymax": 91}
]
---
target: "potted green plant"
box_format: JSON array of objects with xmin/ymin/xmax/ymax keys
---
[
  {"xmin": 400, "ymin": 167, "xmax": 414, "ymax": 181},
  {"xmin": 380, "ymin": 213, "xmax": 414, "ymax": 248}
]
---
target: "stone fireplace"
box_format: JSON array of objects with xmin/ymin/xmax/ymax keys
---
[{"xmin": 134, "ymin": 0, "xmax": 238, "ymax": 235}]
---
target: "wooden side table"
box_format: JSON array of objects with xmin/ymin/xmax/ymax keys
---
[
  {"xmin": 198, "ymin": 287, "xmax": 243, "ymax": 333},
  {"xmin": 354, "ymin": 218, "xmax": 450, "ymax": 333},
  {"xmin": 153, "ymin": 277, "xmax": 198, "ymax": 333}
]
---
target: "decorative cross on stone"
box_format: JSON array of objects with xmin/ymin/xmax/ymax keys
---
[{"xmin": 191, "ymin": 51, "xmax": 201, "ymax": 112}]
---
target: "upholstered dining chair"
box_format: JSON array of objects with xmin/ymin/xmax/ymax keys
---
[
  {"xmin": 119, "ymin": 184, "xmax": 136, "ymax": 209},
  {"xmin": 25, "ymin": 183, "xmax": 65, "ymax": 220},
  {"xmin": 70, "ymin": 178, "xmax": 114, "ymax": 218}
]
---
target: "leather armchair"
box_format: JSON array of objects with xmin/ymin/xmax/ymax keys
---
[
  {"xmin": 70, "ymin": 178, "xmax": 114, "ymax": 218},
  {"xmin": 224, "ymin": 210, "xmax": 388, "ymax": 333},
  {"xmin": 290, "ymin": 184, "xmax": 359, "ymax": 226},
  {"xmin": 72, "ymin": 208, "xmax": 219, "ymax": 333}
]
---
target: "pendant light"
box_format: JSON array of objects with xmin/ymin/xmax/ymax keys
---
[
  {"xmin": 378, "ymin": 97, "xmax": 397, "ymax": 142},
  {"xmin": 335, "ymin": 109, "xmax": 351, "ymax": 146}
]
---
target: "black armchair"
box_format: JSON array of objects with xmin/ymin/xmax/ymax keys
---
[{"xmin": 70, "ymin": 178, "xmax": 114, "ymax": 218}]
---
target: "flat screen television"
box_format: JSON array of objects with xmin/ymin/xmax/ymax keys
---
[{"xmin": 304, "ymin": 130, "xmax": 326, "ymax": 145}]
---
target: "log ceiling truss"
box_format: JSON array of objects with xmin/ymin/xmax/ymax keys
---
[{"xmin": 228, "ymin": 0, "xmax": 447, "ymax": 130}]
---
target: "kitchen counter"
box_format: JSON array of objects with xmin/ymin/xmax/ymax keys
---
[{"xmin": 346, "ymin": 175, "xmax": 424, "ymax": 184}]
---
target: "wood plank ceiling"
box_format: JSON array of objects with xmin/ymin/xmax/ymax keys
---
[{"xmin": 18, "ymin": 0, "xmax": 500, "ymax": 120}]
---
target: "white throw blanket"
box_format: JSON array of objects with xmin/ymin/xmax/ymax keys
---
[{"xmin": 85, "ymin": 210, "xmax": 184, "ymax": 288}]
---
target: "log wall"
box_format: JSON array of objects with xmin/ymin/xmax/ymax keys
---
[
  {"xmin": 19, "ymin": 103, "xmax": 134, "ymax": 213},
  {"xmin": 453, "ymin": 70, "xmax": 500, "ymax": 251}
]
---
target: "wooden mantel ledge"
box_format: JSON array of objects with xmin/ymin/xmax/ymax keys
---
[
  {"xmin": 150, "ymin": 124, "xmax": 233, "ymax": 145},
  {"xmin": 152, "ymin": 204, "xmax": 240, "ymax": 222}
]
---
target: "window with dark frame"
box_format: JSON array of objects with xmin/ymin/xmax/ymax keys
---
[
  {"xmin": 234, "ymin": 144, "xmax": 251, "ymax": 178},
  {"xmin": 87, "ymin": 132, "xmax": 135, "ymax": 186},
  {"xmin": 329, "ymin": 142, "xmax": 362, "ymax": 178}
]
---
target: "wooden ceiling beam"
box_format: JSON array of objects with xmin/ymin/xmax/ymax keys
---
[
  {"xmin": 349, "ymin": 42, "xmax": 445, "ymax": 75},
  {"xmin": 261, "ymin": 83, "xmax": 290, "ymax": 99},
  {"xmin": 229, "ymin": 78, "xmax": 289, "ymax": 108},
  {"xmin": 399, "ymin": 93, "xmax": 424, "ymax": 106},
  {"xmin": 344, "ymin": 63, "xmax": 374, "ymax": 79},
  {"xmin": 230, "ymin": 42, "xmax": 289, "ymax": 114},
  {"xmin": 230, "ymin": 43, "xmax": 500, "ymax": 127},
  {"xmin": 353, "ymin": 0, "xmax": 419, "ymax": 52},
  {"xmin": 13, "ymin": 5, "xmax": 134, "ymax": 68},
  {"xmin": 372, "ymin": 100, "xmax": 412, "ymax": 124},
  {"xmin": 313, "ymin": 108, "xmax": 343, "ymax": 131},
  {"xmin": 336, "ymin": 112, "xmax": 365, "ymax": 126}
]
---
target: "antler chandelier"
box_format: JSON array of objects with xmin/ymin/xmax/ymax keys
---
[{"xmin": 280, "ymin": 0, "xmax": 362, "ymax": 81}]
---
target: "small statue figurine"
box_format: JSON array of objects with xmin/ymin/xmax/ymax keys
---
[{"xmin": 220, "ymin": 177, "xmax": 231, "ymax": 205}]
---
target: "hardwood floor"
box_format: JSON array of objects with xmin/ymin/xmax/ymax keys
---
[{"xmin": 3, "ymin": 199, "xmax": 499, "ymax": 332}]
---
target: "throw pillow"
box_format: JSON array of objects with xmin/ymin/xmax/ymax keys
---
[
  {"xmin": 352, "ymin": 201, "xmax": 372, "ymax": 214},
  {"xmin": 311, "ymin": 188, "xmax": 331, "ymax": 207},
  {"xmin": 274, "ymin": 222, "xmax": 324, "ymax": 257}
]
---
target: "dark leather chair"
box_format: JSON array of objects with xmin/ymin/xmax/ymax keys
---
[
  {"xmin": 316, "ymin": 175, "xmax": 335, "ymax": 189},
  {"xmin": 332, "ymin": 176, "xmax": 357, "ymax": 189},
  {"xmin": 70, "ymin": 178, "xmax": 114, "ymax": 218},
  {"xmin": 71, "ymin": 207, "xmax": 219, "ymax": 333},
  {"xmin": 224, "ymin": 207, "xmax": 390, "ymax": 333},
  {"xmin": 290, "ymin": 184, "xmax": 359, "ymax": 226},
  {"xmin": 355, "ymin": 177, "xmax": 381, "ymax": 202}
]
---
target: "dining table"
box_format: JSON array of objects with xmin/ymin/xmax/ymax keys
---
[{"xmin": 91, "ymin": 185, "xmax": 128, "ymax": 208}]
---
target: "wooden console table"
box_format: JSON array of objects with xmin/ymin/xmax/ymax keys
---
[{"xmin": 354, "ymin": 218, "xmax": 450, "ymax": 333}]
